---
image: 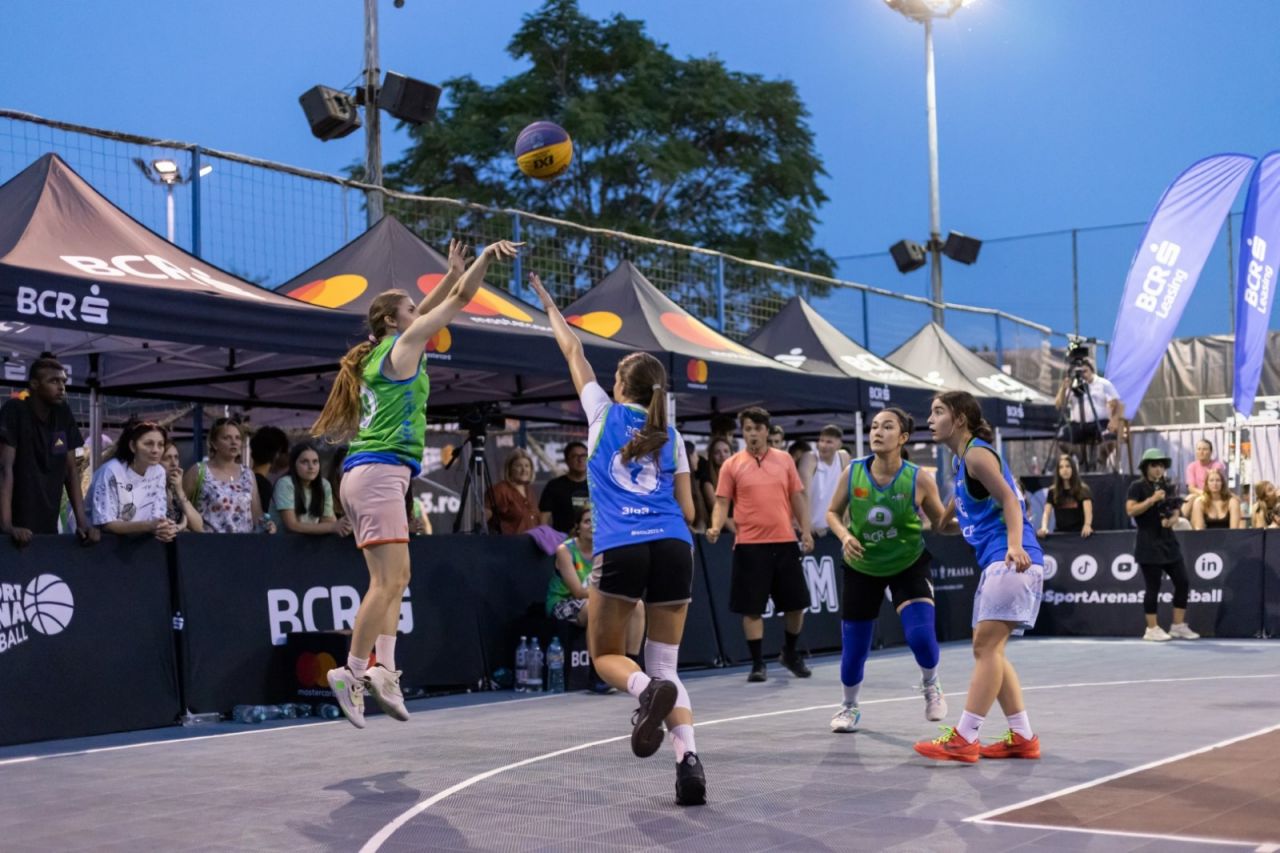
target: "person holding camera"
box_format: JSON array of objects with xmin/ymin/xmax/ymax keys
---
[
  {"xmin": 1125, "ymin": 448, "xmax": 1199, "ymax": 642},
  {"xmin": 1054, "ymin": 356, "xmax": 1121, "ymax": 467}
]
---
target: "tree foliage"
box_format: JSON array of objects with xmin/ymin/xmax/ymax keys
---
[{"xmin": 385, "ymin": 0, "xmax": 832, "ymax": 282}]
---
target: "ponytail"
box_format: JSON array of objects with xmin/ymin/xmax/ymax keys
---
[
  {"xmin": 312, "ymin": 341, "xmax": 373, "ymax": 443},
  {"xmin": 933, "ymin": 391, "xmax": 995, "ymax": 444},
  {"xmin": 615, "ymin": 352, "xmax": 670, "ymax": 464}
]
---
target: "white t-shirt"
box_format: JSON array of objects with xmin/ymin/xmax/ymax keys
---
[
  {"xmin": 1068, "ymin": 375, "xmax": 1120, "ymax": 424},
  {"xmin": 580, "ymin": 382, "xmax": 689, "ymax": 474},
  {"xmin": 809, "ymin": 451, "xmax": 848, "ymax": 529},
  {"xmin": 89, "ymin": 459, "xmax": 168, "ymax": 525}
]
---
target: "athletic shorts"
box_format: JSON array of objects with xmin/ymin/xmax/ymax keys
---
[
  {"xmin": 729, "ymin": 541, "xmax": 810, "ymax": 615},
  {"xmin": 842, "ymin": 549, "xmax": 934, "ymax": 622},
  {"xmin": 339, "ymin": 463, "xmax": 411, "ymax": 549},
  {"xmin": 551, "ymin": 597, "xmax": 586, "ymax": 622},
  {"xmin": 589, "ymin": 538, "xmax": 693, "ymax": 606},
  {"xmin": 973, "ymin": 561, "xmax": 1044, "ymax": 636}
]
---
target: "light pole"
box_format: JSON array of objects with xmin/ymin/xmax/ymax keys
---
[
  {"xmin": 364, "ymin": 0, "xmax": 383, "ymax": 225},
  {"xmin": 883, "ymin": 0, "xmax": 972, "ymax": 326},
  {"xmin": 133, "ymin": 158, "xmax": 214, "ymax": 243}
]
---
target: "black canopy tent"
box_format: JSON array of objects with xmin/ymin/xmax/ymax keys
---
[
  {"xmin": 276, "ymin": 215, "xmax": 633, "ymax": 424},
  {"xmin": 562, "ymin": 262, "xmax": 852, "ymax": 421},
  {"xmin": 0, "ymin": 154, "xmax": 360, "ymax": 449},
  {"xmin": 886, "ymin": 322, "xmax": 1057, "ymax": 433}
]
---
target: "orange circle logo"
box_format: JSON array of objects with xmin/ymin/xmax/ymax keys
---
[
  {"xmin": 296, "ymin": 651, "xmax": 337, "ymax": 687},
  {"xmin": 288, "ymin": 274, "xmax": 369, "ymax": 308},
  {"xmin": 567, "ymin": 311, "xmax": 624, "ymax": 338},
  {"xmin": 427, "ymin": 327, "xmax": 452, "ymax": 353},
  {"xmin": 417, "ymin": 274, "xmax": 532, "ymax": 322},
  {"xmin": 661, "ymin": 312, "xmax": 749, "ymax": 353},
  {"xmin": 686, "ymin": 359, "xmax": 708, "ymax": 383}
]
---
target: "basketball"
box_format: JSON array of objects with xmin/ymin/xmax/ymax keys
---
[
  {"xmin": 514, "ymin": 121, "xmax": 572, "ymax": 180},
  {"xmin": 23, "ymin": 574, "xmax": 74, "ymax": 636}
]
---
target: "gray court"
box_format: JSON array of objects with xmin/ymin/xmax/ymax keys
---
[{"xmin": 3, "ymin": 638, "xmax": 1277, "ymax": 852}]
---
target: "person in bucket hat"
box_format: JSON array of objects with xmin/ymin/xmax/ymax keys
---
[{"xmin": 1125, "ymin": 448, "xmax": 1199, "ymax": 642}]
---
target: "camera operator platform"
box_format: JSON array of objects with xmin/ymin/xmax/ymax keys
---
[{"xmin": 1053, "ymin": 345, "xmax": 1122, "ymax": 474}]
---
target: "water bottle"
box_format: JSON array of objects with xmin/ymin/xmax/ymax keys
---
[
  {"xmin": 232, "ymin": 705, "xmax": 268, "ymax": 724},
  {"xmin": 547, "ymin": 637, "xmax": 565, "ymax": 694},
  {"xmin": 515, "ymin": 636, "xmax": 529, "ymax": 693},
  {"xmin": 318, "ymin": 703, "xmax": 342, "ymax": 720},
  {"xmin": 528, "ymin": 638, "xmax": 545, "ymax": 692}
]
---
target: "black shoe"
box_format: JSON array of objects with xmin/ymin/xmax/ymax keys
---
[
  {"xmin": 779, "ymin": 651, "xmax": 811, "ymax": 678},
  {"xmin": 675, "ymin": 753, "xmax": 707, "ymax": 806},
  {"xmin": 631, "ymin": 679, "xmax": 678, "ymax": 758},
  {"xmin": 747, "ymin": 661, "xmax": 767, "ymax": 683}
]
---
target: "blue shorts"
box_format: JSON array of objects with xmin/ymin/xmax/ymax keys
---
[{"xmin": 972, "ymin": 562, "xmax": 1044, "ymax": 636}]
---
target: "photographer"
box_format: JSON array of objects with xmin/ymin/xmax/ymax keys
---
[
  {"xmin": 1125, "ymin": 449, "xmax": 1199, "ymax": 642},
  {"xmin": 1054, "ymin": 352, "xmax": 1121, "ymax": 466}
]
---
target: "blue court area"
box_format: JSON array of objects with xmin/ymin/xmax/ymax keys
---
[{"xmin": 3, "ymin": 638, "xmax": 1277, "ymax": 852}]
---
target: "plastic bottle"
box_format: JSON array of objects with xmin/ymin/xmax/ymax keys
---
[
  {"xmin": 527, "ymin": 638, "xmax": 545, "ymax": 693},
  {"xmin": 318, "ymin": 704, "xmax": 342, "ymax": 720},
  {"xmin": 232, "ymin": 705, "xmax": 268, "ymax": 724},
  {"xmin": 547, "ymin": 637, "xmax": 565, "ymax": 694},
  {"xmin": 515, "ymin": 636, "xmax": 529, "ymax": 693}
]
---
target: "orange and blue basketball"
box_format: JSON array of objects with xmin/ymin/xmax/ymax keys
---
[{"xmin": 514, "ymin": 121, "xmax": 573, "ymax": 180}]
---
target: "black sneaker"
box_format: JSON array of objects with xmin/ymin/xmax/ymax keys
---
[
  {"xmin": 630, "ymin": 679, "xmax": 678, "ymax": 758},
  {"xmin": 747, "ymin": 661, "xmax": 767, "ymax": 683},
  {"xmin": 675, "ymin": 753, "xmax": 707, "ymax": 806},
  {"xmin": 779, "ymin": 651, "xmax": 811, "ymax": 678}
]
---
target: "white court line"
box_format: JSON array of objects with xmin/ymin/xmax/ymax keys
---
[
  {"xmin": 964, "ymin": 719, "xmax": 1280, "ymax": 823},
  {"xmin": 973, "ymin": 818, "xmax": 1259, "ymax": 849},
  {"xmin": 359, "ymin": 672, "xmax": 1280, "ymax": 853}
]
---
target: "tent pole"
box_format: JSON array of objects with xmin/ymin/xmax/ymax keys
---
[
  {"xmin": 88, "ymin": 353, "xmax": 102, "ymax": 470},
  {"xmin": 854, "ymin": 410, "xmax": 864, "ymax": 458}
]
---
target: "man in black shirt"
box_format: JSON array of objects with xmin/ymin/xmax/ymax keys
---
[
  {"xmin": 0, "ymin": 358, "xmax": 97, "ymax": 546},
  {"xmin": 1125, "ymin": 448, "xmax": 1197, "ymax": 642},
  {"xmin": 539, "ymin": 441, "xmax": 590, "ymax": 533}
]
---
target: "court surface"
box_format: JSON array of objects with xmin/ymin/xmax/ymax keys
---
[{"xmin": 3, "ymin": 638, "xmax": 1278, "ymax": 852}]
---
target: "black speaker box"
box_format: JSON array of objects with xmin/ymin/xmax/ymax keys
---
[
  {"xmin": 889, "ymin": 239, "xmax": 927, "ymax": 273},
  {"xmin": 378, "ymin": 72, "xmax": 441, "ymax": 125},
  {"xmin": 942, "ymin": 232, "xmax": 982, "ymax": 265},
  {"xmin": 299, "ymin": 86, "xmax": 361, "ymax": 141}
]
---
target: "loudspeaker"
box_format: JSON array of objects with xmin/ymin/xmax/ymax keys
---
[
  {"xmin": 942, "ymin": 231, "xmax": 982, "ymax": 265},
  {"xmin": 299, "ymin": 86, "xmax": 361, "ymax": 141},
  {"xmin": 889, "ymin": 239, "xmax": 927, "ymax": 273},
  {"xmin": 378, "ymin": 72, "xmax": 441, "ymax": 125}
]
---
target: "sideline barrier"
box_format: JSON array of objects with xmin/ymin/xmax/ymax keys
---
[
  {"xmin": 0, "ymin": 536, "xmax": 180, "ymax": 746},
  {"xmin": 3, "ymin": 530, "xmax": 1276, "ymax": 745},
  {"xmin": 1031, "ymin": 530, "xmax": 1265, "ymax": 638}
]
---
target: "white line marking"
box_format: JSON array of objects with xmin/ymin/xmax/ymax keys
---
[
  {"xmin": 359, "ymin": 673, "xmax": 1280, "ymax": 853},
  {"xmin": 964, "ymin": 720, "xmax": 1280, "ymax": 824},
  {"xmin": 974, "ymin": 818, "xmax": 1259, "ymax": 848}
]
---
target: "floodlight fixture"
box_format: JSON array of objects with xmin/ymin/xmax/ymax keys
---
[
  {"xmin": 883, "ymin": 0, "xmax": 969, "ymax": 23},
  {"xmin": 151, "ymin": 159, "xmax": 181, "ymax": 184}
]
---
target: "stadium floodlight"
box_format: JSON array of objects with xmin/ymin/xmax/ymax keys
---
[
  {"xmin": 151, "ymin": 159, "xmax": 181, "ymax": 184},
  {"xmin": 881, "ymin": 0, "xmax": 976, "ymax": 326}
]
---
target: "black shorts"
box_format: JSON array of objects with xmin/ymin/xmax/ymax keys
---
[
  {"xmin": 590, "ymin": 538, "xmax": 694, "ymax": 606},
  {"xmin": 730, "ymin": 541, "xmax": 810, "ymax": 615},
  {"xmin": 842, "ymin": 549, "xmax": 935, "ymax": 622}
]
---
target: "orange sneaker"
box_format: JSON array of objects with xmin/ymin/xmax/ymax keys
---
[
  {"xmin": 913, "ymin": 726, "xmax": 980, "ymax": 763},
  {"xmin": 980, "ymin": 730, "xmax": 1041, "ymax": 759}
]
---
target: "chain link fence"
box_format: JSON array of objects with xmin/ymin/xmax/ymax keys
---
[{"xmin": 2, "ymin": 110, "xmax": 1107, "ymax": 393}]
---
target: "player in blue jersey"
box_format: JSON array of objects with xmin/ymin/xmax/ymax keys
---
[
  {"xmin": 529, "ymin": 273, "xmax": 705, "ymax": 806},
  {"xmin": 914, "ymin": 391, "xmax": 1044, "ymax": 763}
]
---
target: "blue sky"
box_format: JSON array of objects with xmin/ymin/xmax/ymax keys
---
[{"xmin": 5, "ymin": 0, "xmax": 1280, "ymax": 349}]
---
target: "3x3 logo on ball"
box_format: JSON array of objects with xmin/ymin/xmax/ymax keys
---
[{"xmin": 0, "ymin": 574, "xmax": 74, "ymax": 654}]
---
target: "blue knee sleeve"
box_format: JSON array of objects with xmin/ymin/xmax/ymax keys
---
[
  {"xmin": 840, "ymin": 620, "xmax": 875, "ymax": 687},
  {"xmin": 900, "ymin": 601, "xmax": 940, "ymax": 669}
]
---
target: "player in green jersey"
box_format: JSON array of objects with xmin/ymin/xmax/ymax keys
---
[
  {"xmin": 824, "ymin": 407, "xmax": 953, "ymax": 733},
  {"xmin": 312, "ymin": 238, "xmax": 522, "ymax": 728}
]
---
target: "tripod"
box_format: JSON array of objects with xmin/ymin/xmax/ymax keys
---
[
  {"xmin": 451, "ymin": 429, "xmax": 495, "ymax": 534},
  {"xmin": 1044, "ymin": 368, "xmax": 1105, "ymax": 474}
]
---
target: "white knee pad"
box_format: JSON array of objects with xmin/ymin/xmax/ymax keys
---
[{"xmin": 644, "ymin": 639, "xmax": 690, "ymax": 710}]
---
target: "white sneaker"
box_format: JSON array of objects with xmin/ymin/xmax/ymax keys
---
[
  {"xmin": 1143, "ymin": 626, "xmax": 1172, "ymax": 642},
  {"xmin": 831, "ymin": 704, "xmax": 861, "ymax": 732},
  {"xmin": 921, "ymin": 679, "xmax": 948, "ymax": 722},
  {"xmin": 326, "ymin": 667, "xmax": 367, "ymax": 728},
  {"xmin": 1168, "ymin": 623, "xmax": 1201, "ymax": 640},
  {"xmin": 365, "ymin": 664, "xmax": 411, "ymax": 721}
]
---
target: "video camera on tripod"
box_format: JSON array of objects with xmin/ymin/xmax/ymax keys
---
[
  {"xmin": 446, "ymin": 403, "xmax": 506, "ymax": 534},
  {"xmin": 1065, "ymin": 335, "xmax": 1096, "ymax": 395}
]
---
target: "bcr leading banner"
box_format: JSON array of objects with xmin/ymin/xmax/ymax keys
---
[
  {"xmin": 1108, "ymin": 154, "xmax": 1255, "ymax": 414},
  {"xmin": 1234, "ymin": 152, "xmax": 1280, "ymax": 416}
]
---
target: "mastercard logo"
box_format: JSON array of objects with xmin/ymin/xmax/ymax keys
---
[
  {"xmin": 295, "ymin": 651, "xmax": 338, "ymax": 688},
  {"xmin": 853, "ymin": 487, "xmax": 869, "ymax": 498},
  {"xmin": 567, "ymin": 311, "xmax": 623, "ymax": 339},
  {"xmin": 427, "ymin": 328, "xmax": 452, "ymax": 353},
  {"xmin": 288, "ymin": 274, "xmax": 369, "ymax": 308},
  {"xmin": 417, "ymin": 274, "xmax": 533, "ymax": 322},
  {"xmin": 686, "ymin": 359, "xmax": 709, "ymax": 383},
  {"xmin": 659, "ymin": 312, "xmax": 752, "ymax": 354}
]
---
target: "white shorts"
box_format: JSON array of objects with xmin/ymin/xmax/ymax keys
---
[{"xmin": 972, "ymin": 562, "xmax": 1044, "ymax": 636}]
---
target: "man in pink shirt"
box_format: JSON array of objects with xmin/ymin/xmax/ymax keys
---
[
  {"xmin": 707, "ymin": 407, "xmax": 814, "ymax": 683},
  {"xmin": 1183, "ymin": 438, "xmax": 1226, "ymax": 517}
]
